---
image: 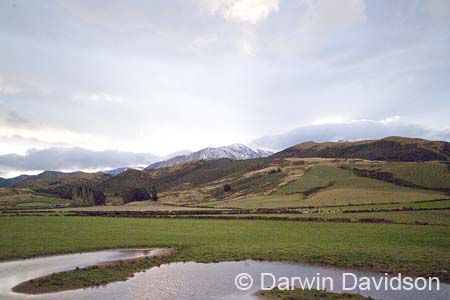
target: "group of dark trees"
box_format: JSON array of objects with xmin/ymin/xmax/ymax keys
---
[
  {"xmin": 71, "ymin": 186, "xmax": 106, "ymax": 206},
  {"xmin": 123, "ymin": 186, "xmax": 158, "ymax": 203},
  {"xmin": 267, "ymin": 168, "xmax": 282, "ymax": 175}
]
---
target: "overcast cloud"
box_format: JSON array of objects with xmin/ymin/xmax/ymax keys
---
[
  {"xmin": 0, "ymin": 147, "xmax": 158, "ymax": 177},
  {"xmin": 0, "ymin": 0, "xmax": 449, "ymax": 176},
  {"xmin": 251, "ymin": 117, "xmax": 450, "ymax": 151}
]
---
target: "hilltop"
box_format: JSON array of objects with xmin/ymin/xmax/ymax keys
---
[
  {"xmin": 272, "ymin": 136, "xmax": 450, "ymax": 162},
  {"xmin": 0, "ymin": 171, "xmax": 82, "ymax": 188}
]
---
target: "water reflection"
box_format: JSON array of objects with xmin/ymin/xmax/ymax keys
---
[{"xmin": 0, "ymin": 254, "xmax": 448, "ymax": 300}]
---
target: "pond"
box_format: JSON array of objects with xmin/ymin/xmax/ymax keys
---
[{"xmin": 0, "ymin": 251, "xmax": 448, "ymax": 300}]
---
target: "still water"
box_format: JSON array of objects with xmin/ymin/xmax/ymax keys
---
[{"xmin": 0, "ymin": 251, "xmax": 448, "ymax": 300}]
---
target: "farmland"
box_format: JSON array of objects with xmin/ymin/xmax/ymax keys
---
[{"xmin": 0, "ymin": 216, "xmax": 449, "ymax": 292}]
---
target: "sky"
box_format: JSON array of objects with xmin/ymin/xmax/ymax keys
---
[{"xmin": 0, "ymin": 0, "xmax": 449, "ymax": 177}]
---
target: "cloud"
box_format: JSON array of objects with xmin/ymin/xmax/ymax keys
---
[
  {"xmin": 73, "ymin": 92, "xmax": 126, "ymax": 103},
  {"xmin": 238, "ymin": 39, "xmax": 254, "ymax": 55},
  {"xmin": 3, "ymin": 111, "xmax": 32, "ymax": 128},
  {"xmin": 299, "ymin": 0, "xmax": 366, "ymax": 33},
  {"xmin": 427, "ymin": 0, "xmax": 450, "ymax": 26},
  {"xmin": 0, "ymin": 110, "xmax": 114, "ymax": 154},
  {"xmin": 294, "ymin": 0, "xmax": 366, "ymax": 52},
  {"xmin": 205, "ymin": 0, "xmax": 279, "ymax": 24},
  {"xmin": 0, "ymin": 78, "xmax": 21, "ymax": 95},
  {"xmin": 0, "ymin": 1, "xmax": 448, "ymax": 158},
  {"xmin": 0, "ymin": 147, "xmax": 159, "ymax": 173},
  {"xmin": 251, "ymin": 117, "xmax": 450, "ymax": 150},
  {"xmin": 192, "ymin": 35, "xmax": 218, "ymax": 49}
]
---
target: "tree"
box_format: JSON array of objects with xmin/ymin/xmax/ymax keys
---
[
  {"xmin": 123, "ymin": 188, "xmax": 150, "ymax": 203},
  {"xmin": 150, "ymin": 186, "xmax": 158, "ymax": 201},
  {"xmin": 72, "ymin": 186, "xmax": 106, "ymax": 206},
  {"xmin": 224, "ymin": 184, "xmax": 231, "ymax": 192}
]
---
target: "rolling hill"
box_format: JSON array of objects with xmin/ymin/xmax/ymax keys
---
[
  {"xmin": 271, "ymin": 136, "xmax": 450, "ymax": 162},
  {"xmin": 17, "ymin": 172, "xmax": 111, "ymax": 199},
  {"xmin": 3, "ymin": 136, "xmax": 449, "ymax": 208},
  {"xmin": 0, "ymin": 171, "xmax": 82, "ymax": 188}
]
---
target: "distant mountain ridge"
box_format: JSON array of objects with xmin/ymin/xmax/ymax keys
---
[
  {"xmin": 2, "ymin": 137, "xmax": 448, "ymax": 190},
  {"xmin": 103, "ymin": 167, "xmax": 145, "ymax": 176},
  {"xmin": 272, "ymin": 136, "xmax": 450, "ymax": 162},
  {"xmin": 145, "ymin": 144, "xmax": 273, "ymax": 170},
  {"xmin": 0, "ymin": 170, "xmax": 81, "ymax": 187}
]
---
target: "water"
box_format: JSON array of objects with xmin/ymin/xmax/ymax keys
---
[
  {"xmin": 0, "ymin": 249, "xmax": 166, "ymax": 299},
  {"xmin": 0, "ymin": 253, "xmax": 448, "ymax": 300}
]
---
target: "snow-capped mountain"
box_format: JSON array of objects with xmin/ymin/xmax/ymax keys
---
[
  {"xmin": 145, "ymin": 144, "xmax": 273, "ymax": 170},
  {"xmin": 103, "ymin": 166, "xmax": 145, "ymax": 176}
]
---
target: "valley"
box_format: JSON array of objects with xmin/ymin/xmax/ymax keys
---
[{"xmin": 0, "ymin": 137, "xmax": 449, "ymax": 299}]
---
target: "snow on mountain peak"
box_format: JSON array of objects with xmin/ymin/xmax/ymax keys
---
[{"xmin": 145, "ymin": 144, "xmax": 273, "ymax": 170}]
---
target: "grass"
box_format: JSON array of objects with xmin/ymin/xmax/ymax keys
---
[
  {"xmin": 212, "ymin": 190, "xmax": 444, "ymax": 209},
  {"xmin": 63, "ymin": 202, "xmax": 216, "ymax": 211},
  {"xmin": 13, "ymin": 253, "xmax": 176, "ymax": 294},
  {"xmin": 284, "ymin": 165, "xmax": 443, "ymax": 192},
  {"xmin": 212, "ymin": 172, "xmax": 286, "ymax": 199},
  {"xmin": 349, "ymin": 162, "xmax": 450, "ymax": 189},
  {"xmin": 292, "ymin": 209, "xmax": 450, "ymax": 225},
  {"xmin": 274, "ymin": 168, "xmax": 330, "ymax": 195},
  {"xmin": 0, "ymin": 216, "xmax": 448, "ymax": 284},
  {"xmin": 213, "ymin": 164, "xmax": 444, "ymax": 209},
  {"xmin": 314, "ymin": 199, "xmax": 450, "ymax": 212},
  {"xmin": 213, "ymin": 194, "xmax": 302, "ymax": 208},
  {"xmin": 329, "ymin": 210, "xmax": 450, "ymax": 225},
  {"xmin": 304, "ymin": 188, "xmax": 444, "ymax": 206},
  {"xmin": 0, "ymin": 193, "xmax": 70, "ymax": 208},
  {"xmin": 259, "ymin": 288, "xmax": 374, "ymax": 300},
  {"xmin": 178, "ymin": 209, "xmax": 450, "ymax": 225}
]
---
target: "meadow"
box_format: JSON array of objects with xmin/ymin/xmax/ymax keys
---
[
  {"xmin": 0, "ymin": 215, "xmax": 448, "ymax": 292},
  {"xmin": 0, "ymin": 157, "xmax": 448, "ymax": 293}
]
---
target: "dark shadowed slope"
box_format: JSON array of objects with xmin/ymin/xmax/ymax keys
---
[
  {"xmin": 0, "ymin": 171, "xmax": 82, "ymax": 188},
  {"xmin": 271, "ymin": 137, "xmax": 450, "ymax": 162}
]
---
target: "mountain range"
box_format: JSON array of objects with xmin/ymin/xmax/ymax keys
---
[
  {"xmin": 1, "ymin": 137, "xmax": 449, "ymax": 189},
  {"xmin": 0, "ymin": 144, "xmax": 272, "ymax": 186}
]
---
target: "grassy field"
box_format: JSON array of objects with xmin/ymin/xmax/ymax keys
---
[
  {"xmin": 0, "ymin": 216, "xmax": 448, "ymax": 282},
  {"xmin": 175, "ymin": 210, "xmax": 450, "ymax": 225},
  {"xmin": 276, "ymin": 165, "xmax": 435, "ymax": 193},
  {"xmin": 209, "ymin": 164, "xmax": 446, "ymax": 209},
  {"xmin": 311, "ymin": 199, "xmax": 450, "ymax": 212},
  {"xmin": 347, "ymin": 161, "xmax": 450, "ymax": 189},
  {"xmin": 0, "ymin": 193, "xmax": 71, "ymax": 208},
  {"xmin": 212, "ymin": 191, "xmax": 445, "ymax": 209}
]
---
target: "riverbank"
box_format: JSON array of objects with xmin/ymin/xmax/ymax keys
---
[{"xmin": 12, "ymin": 251, "xmax": 175, "ymax": 294}]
